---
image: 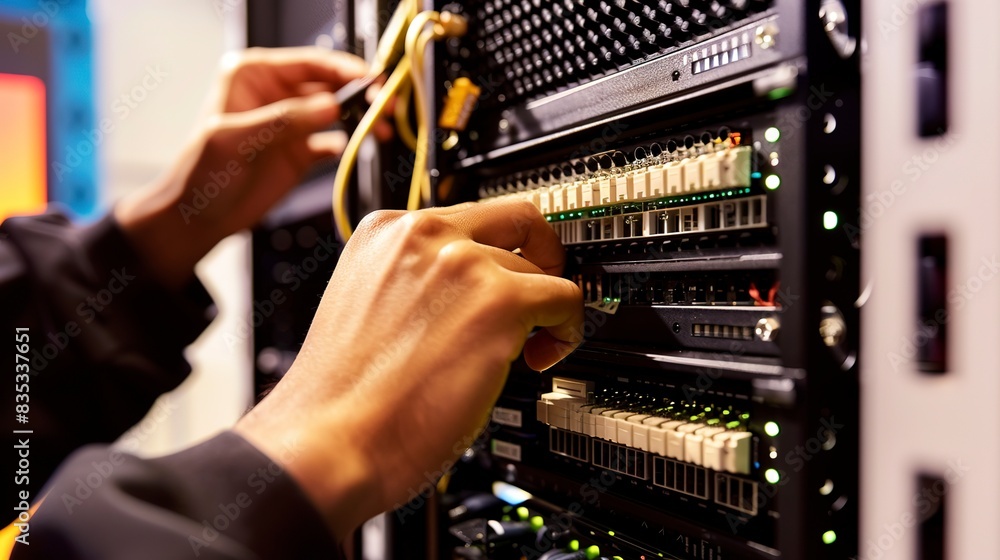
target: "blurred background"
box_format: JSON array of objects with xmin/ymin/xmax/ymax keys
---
[
  {"xmin": 1, "ymin": 0, "xmax": 252, "ymax": 456},
  {"xmin": 94, "ymin": 0, "xmax": 254, "ymax": 457}
]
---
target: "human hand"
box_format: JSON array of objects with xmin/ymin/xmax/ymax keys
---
[
  {"xmin": 114, "ymin": 47, "xmax": 373, "ymax": 289},
  {"xmin": 235, "ymin": 199, "xmax": 584, "ymax": 540}
]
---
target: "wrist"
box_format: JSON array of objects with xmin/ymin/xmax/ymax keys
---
[{"xmin": 114, "ymin": 176, "xmax": 214, "ymax": 290}]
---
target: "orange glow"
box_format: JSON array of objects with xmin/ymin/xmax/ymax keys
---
[{"xmin": 0, "ymin": 73, "xmax": 47, "ymax": 221}]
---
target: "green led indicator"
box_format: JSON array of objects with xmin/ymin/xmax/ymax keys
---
[
  {"xmin": 530, "ymin": 516, "xmax": 545, "ymax": 531},
  {"xmin": 501, "ymin": 514, "xmax": 511, "ymax": 521},
  {"xmin": 764, "ymin": 421, "xmax": 781, "ymax": 437},
  {"xmin": 822, "ymin": 530, "xmax": 838, "ymax": 545},
  {"xmin": 764, "ymin": 127, "xmax": 781, "ymax": 143},
  {"xmin": 516, "ymin": 506, "xmax": 529, "ymax": 521},
  {"xmin": 568, "ymin": 539, "xmax": 580, "ymax": 552},
  {"xmin": 767, "ymin": 87, "xmax": 794, "ymax": 101},
  {"xmin": 765, "ymin": 175, "xmax": 781, "ymax": 190},
  {"xmin": 585, "ymin": 545, "xmax": 602, "ymax": 559},
  {"xmin": 607, "ymin": 530, "xmax": 615, "ymax": 537},
  {"xmin": 765, "ymin": 468, "xmax": 781, "ymax": 484},
  {"xmin": 823, "ymin": 211, "xmax": 839, "ymax": 230},
  {"xmin": 740, "ymin": 413, "xmax": 750, "ymax": 420},
  {"xmin": 543, "ymin": 186, "xmax": 760, "ymax": 223},
  {"xmin": 727, "ymin": 420, "xmax": 741, "ymax": 429}
]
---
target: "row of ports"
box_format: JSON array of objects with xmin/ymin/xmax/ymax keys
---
[
  {"xmin": 538, "ymin": 395, "xmax": 753, "ymax": 475},
  {"xmin": 572, "ymin": 270, "xmax": 780, "ymax": 307},
  {"xmin": 653, "ymin": 457, "xmax": 759, "ymax": 516},
  {"xmin": 693, "ymin": 323, "xmax": 757, "ymax": 340},
  {"xmin": 549, "ymin": 425, "xmax": 590, "ymax": 462},
  {"xmin": 550, "ymin": 195, "xmax": 766, "ymax": 244},
  {"xmin": 484, "ymin": 146, "xmax": 753, "ymax": 214},
  {"xmin": 593, "ymin": 438, "xmax": 650, "ymax": 479},
  {"xmin": 548, "ymin": 427, "xmax": 759, "ymax": 516}
]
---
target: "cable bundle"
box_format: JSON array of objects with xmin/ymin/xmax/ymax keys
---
[{"xmin": 332, "ymin": 0, "xmax": 468, "ymax": 242}]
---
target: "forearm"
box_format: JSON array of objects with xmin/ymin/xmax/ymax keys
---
[
  {"xmin": 1, "ymin": 212, "xmax": 216, "ymax": 514},
  {"xmin": 10, "ymin": 432, "xmax": 341, "ymax": 560},
  {"xmin": 113, "ymin": 160, "xmax": 219, "ymax": 291}
]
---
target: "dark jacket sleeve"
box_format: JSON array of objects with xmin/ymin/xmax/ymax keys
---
[
  {"xmin": 1, "ymin": 211, "xmax": 216, "ymax": 521},
  {"xmin": 10, "ymin": 431, "xmax": 342, "ymax": 560}
]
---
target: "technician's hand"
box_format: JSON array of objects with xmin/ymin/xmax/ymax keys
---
[
  {"xmin": 114, "ymin": 47, "xmax": 371, "ymax": 289},
  {"xmin": 235, "ymin": 199, "xmax": 585, "ymax": 541}
]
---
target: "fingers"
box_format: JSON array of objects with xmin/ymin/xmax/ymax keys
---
[
  {"xmin": 434, "ymin": 234, "xmax": 581, "ymax": 370},
  {"xmin": 446, "ymin": 239, "xmax": 545, "ymax": 275},
  {"xmin": 523, "ymin": 329, "xmax": 579, "ymax": 372},
  {"xmin": 511, "ymin": 272, "xmax": 585, "ymax": 371},
  {"xmin": 350, "ymin": 207, "xmax": 580, "ymax": 371},
  {"xmin": 219, "ymin": 47, "xmax": 370, "ymax": 113},
  {"xmin": 423, "ymin": 202, "xmax": 478, "ymax": 215},
  {"xmin": 296, "ymin": 81, "xmax": 339, "ymax": 97},
  {"xmin": 222, "ymin": 91, "xmax": 341, "ymax": 140},
  {"xmin": 236, "ymin": 47, "xmax": 370, "ymax": 89},
  {"xmin": 307, "ymin": 130, "xmax": 349, "ymax": 158},
  {"xmin": 445, "ymin": 198, "xmax": 566, "ymax": 276}
]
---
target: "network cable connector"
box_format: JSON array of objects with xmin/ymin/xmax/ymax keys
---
[
  {"xmin": 481, "ymin": 132, "xmax": 760, "ymax": 245},
  {"xmin": 536, "ymin": 380, "xmax": 754, "ymax": 476},
  {"xmin": 439, "ymin": 77, "xmax": 481, "ymax": 131}
]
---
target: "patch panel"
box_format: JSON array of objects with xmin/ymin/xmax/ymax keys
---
[
  {"xmin": 537, "ymin": 381, "xmax": 755, "ymax": 477},
  {"xmin": 715, "ymin": 472, "xmax": 759, "ymax": 515},
  {"xmin": 549, "ymin": 426, "xmax": 589, "ymax": 463},
  {"xmin": 592, "ymin": 438, "xmax": 650, "ymax": 480},
  {"xmin": 573, "ymin": 270, "xmax": 780, "ymax": 307},
  {"xmin": 482, "ymin": 142, "xmax": 752, "ymax": 211},
  {"xmin": 550, "ymin": 194, "xmax": 767, "ymax": 244},
  {"xmin": 548, "ymin": 422, "xmax": 762, "ymax": 516},
  {"xmin": 653, "ymin": 457, "xmax": 711, "ymax": 500}
]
